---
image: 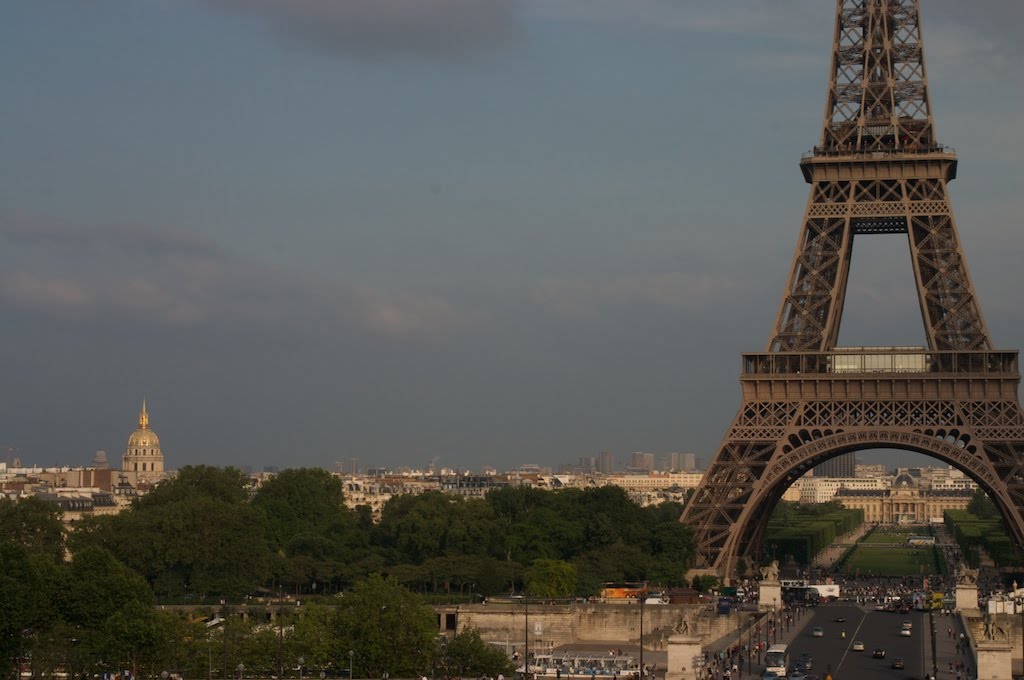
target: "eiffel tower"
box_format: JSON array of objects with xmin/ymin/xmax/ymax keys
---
[{"xmin": 680, "ymin": 0, "xmax": 1024, "ymax": 580}]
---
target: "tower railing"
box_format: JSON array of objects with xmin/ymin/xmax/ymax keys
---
[
  {"xmin": 801, "ymin": 144, "xmax": 956, "ymax": 159},
  {"xmin": 741, "ymin": 349, "xmax": 1020, "ymax": 378}
]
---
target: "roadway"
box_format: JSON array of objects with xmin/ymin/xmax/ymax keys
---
[{"xmin": 780, "ymin": 603, "xmax": 928, "ymax": 679}]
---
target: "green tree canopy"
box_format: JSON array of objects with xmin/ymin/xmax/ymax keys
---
[
  {"xmin": 331, "ymin": 574, "xmax": 437, "ymax": 678},
  {"xmin": 440, "ymin": 628, "xmax": 515, "ymax": 679},
  {"xmin": 0, "ymin": 496, "xmax": 66, "ymax": 564},
  {"xmin": 69, "ymin": 467, "xmax": 272, "ymax": 598},
  {"xmin": 525, "ymin": 559, "xmax": 576, "ymax": 598},
  {"xmin": 252, "ymin": 468, "xmax": 355, "ymax": 550},
  {"xmin": 0, "ymin": 541, "xmax": 62, "ymax": 678}
]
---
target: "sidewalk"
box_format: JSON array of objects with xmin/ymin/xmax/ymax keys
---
[
  {"xmin": 811, "ymin": 523, "xmax": 874, "ymax": 570},
  {"xmin": 702, "ymin": 605, "xmax": 814, "ymax": 677},
  {"xmin": 926, "ymin": 609, "xmax": 975, "ymax": 680}
]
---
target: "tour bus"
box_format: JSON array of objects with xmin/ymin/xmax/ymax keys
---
[{"xmin": 764, "ymin": 644, "xmax": 789, "ymax": 677}]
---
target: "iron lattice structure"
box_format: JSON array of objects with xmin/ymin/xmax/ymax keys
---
[{"xmin": 680, "ymin": 0, "xmax": 1024, "ymax": 579}]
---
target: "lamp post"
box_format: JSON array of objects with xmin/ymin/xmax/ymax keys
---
[
  {"xmin": 1015, "ymin": 596, "xmax": 1024, "ymax": 679},
  {"xmin": 524, "ymin": 595, "xmax": 530, "ymax": 680},
  {"xmin": 278, "ymin": 596, "xmax": 285, "ymax": 680},
  {"xmin": 298, "ymin": 657, "xmax": 305, "ymax": 680},
  {"xmin": 735, "ymin": 607, "xmax": 742, "ymax": 680},
  {"xmin": 348, "ymin": 650, "xmax": 354, "ymax": 680},
  {"xmin": 237, "ymin": 663, "xmax": 245, "ymax": 680},
  {"xmin": 639, "ymin": 591, "xmax": 645, "ymax": 679}
]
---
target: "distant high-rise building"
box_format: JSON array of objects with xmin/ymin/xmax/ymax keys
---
[
  {"xmin": 661, "ymin": 452, "xmax": 697, "ymax": 472},
  {"xmin": 630, "ymin": 452, "xmax": 655, "ymax": 473},
  {"xmin": 597, "ymin": 451, "xmax": 615, "ymax": 474},
  {"xmin": 578, "ymin": 456, "xmax": 596, "ymax": 473},
  {"xmin": 814, "ymin": 452, "xmax": 857, "ymax": 478}
]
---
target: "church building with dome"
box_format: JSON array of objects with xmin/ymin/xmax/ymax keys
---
[{"xmin": 121, "ymin": 400, "xmax": 166, "ymax": 485}]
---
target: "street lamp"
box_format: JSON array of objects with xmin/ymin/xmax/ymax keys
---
[
  {"xmin": 298, "ymin": 657, "xmax": 305, "ymax": 680},
  {"xmin": 524, "ymin": 594, "xmax": 530, "ymax": 680},
  {"xmin": 1015, "ymin": 596, "xmax": 1024, "ymax": 679},
  {"xmin": 348, "ymin": 650, "xmax": 354, "ymax": 680},
  {"xmin": 237, "ymin": 663, "xmax": 245, "ymax": 680},
  {"xmin": 639, "ymin": 590, "xmax": 645, "ymax": 679}
]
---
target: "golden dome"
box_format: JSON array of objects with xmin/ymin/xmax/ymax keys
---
[
  {"xmin": 126, "ymin": 399, "xmax": 161, "ymax": 450},
  {"xmin": 127, "ymin": 428, "xmax": 160, "ymax": 449}
]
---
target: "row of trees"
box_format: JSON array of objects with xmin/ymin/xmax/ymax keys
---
[
  {"xmin": 2, "ymin": 466, "xmax": 695, "ymax": 678},
  {"xmin": 763, "ymin": 501, "xmax": 864, "ymax": 567},
  {"xmin": 68, "ymin": 466, "xmax": 696, "ymax": 600},
  {"xmin": 944, "ymin": 490, "xmax": 1023, "ymax": 567}
]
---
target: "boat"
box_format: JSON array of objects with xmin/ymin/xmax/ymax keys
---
[{"xmin": 517, "ymin": 652, "xmax": 641, "ymax": 679}]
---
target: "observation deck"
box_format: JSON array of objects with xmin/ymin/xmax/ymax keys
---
[{"xmin": 740, "ymin": 348, "xmax": 1020, "ymax": 402}]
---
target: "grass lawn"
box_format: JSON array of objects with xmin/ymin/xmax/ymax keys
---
[{"xmin": 843, "ymin": 545, "xmax": 939, "ymax": 576}]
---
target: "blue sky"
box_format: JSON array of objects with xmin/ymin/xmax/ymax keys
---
[{"xmin": 1, "ymin": 0, "xmax": 1021, "ymax": 472}]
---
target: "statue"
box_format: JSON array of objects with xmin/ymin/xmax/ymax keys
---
[
  {"xmin": 956, "ymin": 564, "xmax": 979, "ymax": 585},
  {"xmin": 674, "ymin": 609, "xmax": 698, "ymax": 635},
  {"xmin": 983, "ymin": 617, "xmax": 995, "ymax": 641},
  {"xmin": 759, "ymin": 560, "xmax": 780, "ymax": 582}
]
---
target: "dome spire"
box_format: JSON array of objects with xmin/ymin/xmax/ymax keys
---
[{"xmin": 139, "ymin": 399, "xmax": 149, "ymax": 430}]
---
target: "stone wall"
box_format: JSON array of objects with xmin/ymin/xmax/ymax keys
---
[{"xmin": 442, "ymin": 602, "xmax": 744, "ymax": 652}]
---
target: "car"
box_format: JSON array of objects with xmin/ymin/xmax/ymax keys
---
[
  {"xmin": 833, "ymin": 616, "xmax": 846, "ymax": 623},
  {"xmin": 812, "ymin": 627, "xmax": 824, "ymax": 637},
  {"xmin": 851, "ymin": 641, "xmax": 865, "ymax": 651},
  {"xmin": 902, "ymin": 620, "xmax": 912, "ymax": 630},
  {"xmin": 798, "ymin": 652, "xmax": 813, "ymax": 670},
  {"xmin": 899, "ymin": 627, "xmax": 912, "ymax": 637},
  {"xmin": 891, "ymin": 657, "xmax": 905, "ymax": 669},
  {"xmin": 791, "ymin": 660, "xmax": 809, "ymax": 674},
  {"xmin": 872, "ymin": 648, "xmax": 886, "ymax": 659}
]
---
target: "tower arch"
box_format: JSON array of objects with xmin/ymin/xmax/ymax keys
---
[{"xmin": 719, "ymin": 432, "xmax": 1024, "ymax": 580}]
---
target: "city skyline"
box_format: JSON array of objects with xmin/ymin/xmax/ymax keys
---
[{"xmin": 1, "ymin": 1, "xmax": 1021, "ymax": 471}]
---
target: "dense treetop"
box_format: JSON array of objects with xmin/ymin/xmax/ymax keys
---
[{"xmin": 1, "ymin": 466, "xmax": 691, "ymax": 679}]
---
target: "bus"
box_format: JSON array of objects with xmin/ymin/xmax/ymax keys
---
[
  {"xmin": 782, "ymin": 585, "xmax": 821, "ymax": 607},
  {"xmin": 600, "ymin": 582, "xmax": 647, "ymax": 600},
  {"xmin": 808, "ymin": 584, "xmax": 840, "ymax": 602},
  {"xmin": 764, "ymin": 644, "xmax": 789, "ymax": 676}
]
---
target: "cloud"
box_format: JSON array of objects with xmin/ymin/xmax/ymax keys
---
[
  {"xmin": 532, "ymin": 271, "xmax": 748, "ymax": 319},
  {"xmin": 925, "ymin": 0, "xmax": 1024, "ymax": 58},
  {"xmin": 532, "ymin": 1, "xmax": 1022, "ymax": 72},
  {"xmin": 204, "ymin": 0, "xmax": 524, "ymax": 59},
  {"xmin": 529, "ymin": 0, "xmax": 829, "ymax": 44},
  {"xmin": 0, "ymin": 214, "xmax": 459, "ymax": 338}
]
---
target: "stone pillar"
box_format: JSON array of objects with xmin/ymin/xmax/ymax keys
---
[
  {"xmin": 666, "ymin": 635, "xmax": 702, "ymax": 680},
  {"xmin": 975, "ymin": 639, "xmax": 1012, "ymax": 680},
  {"xmin": 956, "ymin": 584, "xmax": 979, "ymax": 611},
  {"xmin": 759, "ymin": 582, "xmax": 782, "ymax": 612}
]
